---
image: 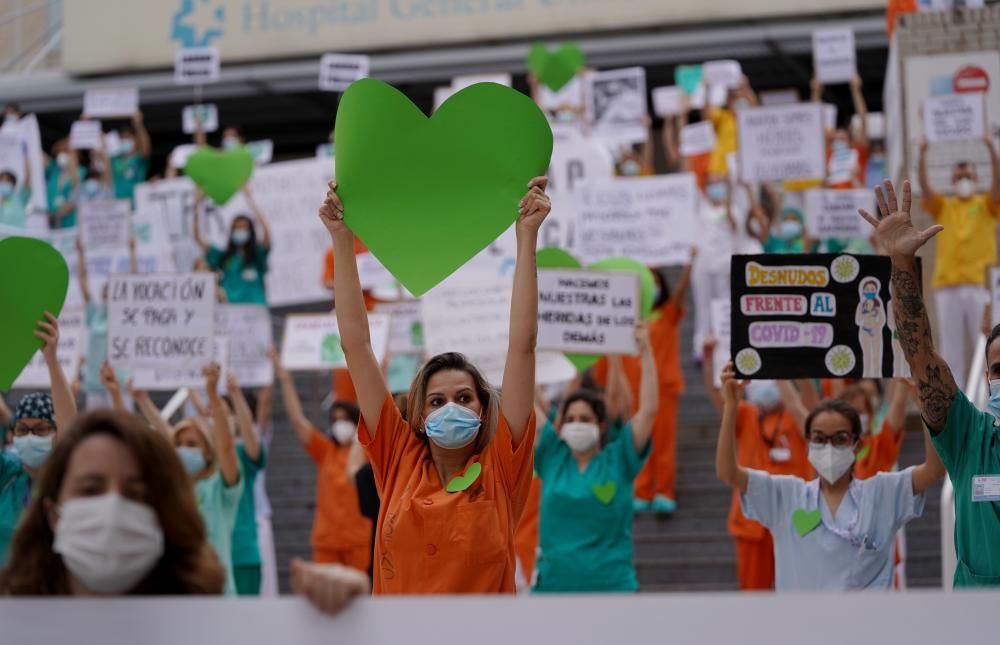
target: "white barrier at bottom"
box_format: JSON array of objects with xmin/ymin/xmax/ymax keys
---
[{"xmin": 0, "ymin": 592, "xmax": 998, "ymax": 645}]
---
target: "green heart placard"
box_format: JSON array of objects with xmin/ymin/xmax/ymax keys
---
[
  {"xmin": 526, "ymin": 43, "xmax": 586, "ymax": 92},
  {"xmin": 792, "ymin": 508, "xmax": 822, "ymax": 537},
  {"xmin": 336, "ymin": 79, "xmax": 553, "ymax": 297},
  {"xmin": 184, "ymin": 146, "xmax": 255, "ymax": 206},
  {"xmin": 675, "ymin": 65, "xmax": 703, "ymax": 96},
  {"xmin": 592, "ymin": 481, "xmax": 617, "ymax": 505},
  {"xmin": 446, "ymin": 461, "xmax": 482, "ymax": 493},
  {"xmin": 537, "ymin": 248, "xmax": 657, "ymax": 372},
  {"xmin": 0, "ymin": 237, "xmax": 69, "ymax": 390}
]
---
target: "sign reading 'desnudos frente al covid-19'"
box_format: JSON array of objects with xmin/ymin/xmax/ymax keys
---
[{"xmin": 730, "ymin": 254, "xmax": 918, "ymax": 380}]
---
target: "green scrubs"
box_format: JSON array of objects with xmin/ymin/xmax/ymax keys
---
[
  {"xmin": 110, "ymin": 153, "xmax": 148, "ymax": 202},
  {"xmin": 195, "ymin": 469, "xmax": 244, "ymax": 596},
  {"xmin": 206, "ymin": 244, "xmax": 269, "ymax": 305},
  {"xmin": 45, "ymin": 162, "xmax": 83, "ymax": 228},
  {"xmin": 0, "ymin": 186, "xmax": 30, "ymax": 229},
  {"xmin": 232, "ymin": 442, "xmax": 266, "ymax": 596},
  {"xmin": 934, "ymin": 391, "xmax": 1000, "ymax": 586},
  {"xmin": 0, "ymin": 452, "xmax": 31, "ymax": 566},
  {"xmin": 533, "ymin": 421, "xmax": 649, "ymax": 593}
]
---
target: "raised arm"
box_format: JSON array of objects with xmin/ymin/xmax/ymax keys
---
[
  {"xmin": 702, "ymin": 337, "xmax": 724, "ymax": 413},
  {"xmin": 271, "ymin": 348, "xmax": 313, "ymax": 447},
  {"xmin": 662, "ymin": 115, "xmax": 680, "ymax": 171},
  {"xmin": 630, "ymin": 323, "xmax": 659, "ymax": 454},
  {"xmin": 605, "ymin": 355, "xmax": 634, "ymax": 423},
  {"xmin": 227, "ymin": 373, "xmax": 261, "ymax": 462},
  {"xmin": 192, "ymin": 190, "xmax": 210, "ymax": 252},
  {"xmin": 317, "ymin": 182, "xmax": 389, "ymax": 431},
  {"xmin": 911, "ymin": 424, "xmax": 947, "ymax": 494},
  {"xmin": 986, "ymin": 136, "xmax": 1000, "ymax": 206},
  {"xmin": 132, "ymin": 112, "xmax": 151, "ymax": 159},
  {"xmin": 639, "ymin": 115, "xmax": 654, "ymax": 173},
  {"xmin": 917, "ymin": 140, "xmax": 939, "ymax": 210},
  {"xmin": 35, "ymin": 313, "xmax": 77, "ymax": 434},
  {"xmin": 777, "ymin": 380, "xmax": 809, "ymax": 434},
  {"xmin": 673, "ymin": 248, "xmax": 695, "ymax": 304},
  {"xmin": 859, "ymin": 180, "xmax": 954, "ymax": 432},
  {"xmin": 715, "ymin": 362, "xmax": 749, "ymax": 493},
  {"xmin": 204, "ymin": 363, "xmax": 240, "ymax": 486},
  {"xmin": 501, "ymin": 177, "xmax": 551, "ymax": 442},
  {"xmin": 257, "ymin": 383, "xmax": 274, "ymax": 433},
  {"xmin": 99, "ymin": 361, "xmax": 126, "ymax": 411},
  {"xmin": 850, "ymin": 75, "xmax": 869, "ymax": 151},
  {"xmin": 242, "ymin": 185, "xmax": 271, "ymax": 249},
  {"xmin": 885, "ymin": 379, "xmax": 912, "ymax": 434},
  {"xmin": 796, "ymin": 378, "xmax": 821, "ymax": 412},
  {"xmin": 129, "ymin": 383, "xmax": 173, "ymax": 439},
  {"xmin": 128, "ymin": 234, "xmax": 138, "ymax": 274},
  {"xmin": 75, "ymin": 237, "xmax": 92, "ymax": 305}
]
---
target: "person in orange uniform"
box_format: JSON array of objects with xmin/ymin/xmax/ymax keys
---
[
  {"xmin": 272, "ymin": 351, "xmax": 372, "ymax": 571},
  {"xmin": 591, "ymin": 255, "xmax": 692, "ymax": 514},
  {"xmin": 841, "ymin": 381, "xmax": 911, "ymax": 480},
  {"xmin": 703, "ymin": 342, "xmax": 813, "ymax": 590},
  {"xmin": 319, "ymin": 177, "xmax": 550, "ymax": 594}
]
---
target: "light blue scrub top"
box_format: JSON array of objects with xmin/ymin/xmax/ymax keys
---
[{"xmin": 741, "ymin": 467, "xmax": 924, "ymax": 590}]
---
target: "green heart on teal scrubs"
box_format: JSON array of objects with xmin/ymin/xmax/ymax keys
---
[
  {"xmin": 792, "ymin": 508, "xmax": 822, "ymax": 537},
  {"xmin": 592, "ymin": 481, "xmax": 617, "ymax": 505},
  {"xmin": 184, "ymin": 146, "xmax": 255, "ymax": 206},
  {"xmin": 447, "ymin": 462, "xmax": 482, "ymax": 493}
]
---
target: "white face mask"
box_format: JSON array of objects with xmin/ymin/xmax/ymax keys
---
[
  {"xmin": 560, "ymin": 422, "xmax": 600, "ymax": 454},
  {"xmin": 56, "ymin": 152, "xmax": 70, "ymax": 169},
  {"xmin": 955, "ymin": 177, "xmax": 976, "ymax": 199},
  {"xmin": 53, "ymin": 492, "xmax": 165, "ymax": 594},
  {"xmin": 330, "ymin": 420, "xmax": 356, "ymax": 444},
  {"xmin": 808, "ymin": 443, "xmax": 856, "ymax": 485}
]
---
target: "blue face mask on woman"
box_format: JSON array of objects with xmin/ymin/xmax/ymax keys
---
[
  {"xmin": 779, "ymin": 219, "xmax": 802, "ymax": 240},
  {"xmin": 13, "ymin": 434, "xmax": 53, "ymax": 468},
  {"xmin": 424, "ymin": 402, "xmax": 481, "ymax": 450},
  {"xmin": 864, "ymin": 291, "xmax": 877, "ymax": 300},
  {"xmin": 176, "ymin": 446, "xmax": 206, "ymax": 475},
  {"xmin": 987, "ymin": 380, "xmax": 1000, "ymax": 419},
  {"xmin": 231, "ymin": 229, "xmax": 251, "ymax": 245},
  {"xmin": 706, "ymin": 182, "xmax": 727, "ymax": 204}
]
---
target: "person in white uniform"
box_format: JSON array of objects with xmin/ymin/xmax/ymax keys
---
[{"xmin": 715, "ymin": 363, "xmax": 945, "ymax": 590}]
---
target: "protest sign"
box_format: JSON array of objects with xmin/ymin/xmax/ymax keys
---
[
  {"xmin": 1, "ymin": 115, "xmax": 46, "ymax": 216},
  {"xmin": 0, "ymin": 131, "xmax": 21, "ymax": 181},
  {"xmin": 804, "ymin": 190, "xmax": 873, "ymax": 240},
  {"xmin": 132, "ymin": 337, "xmax": 228, "ymax": 391},
  {"xmin": 216, "ymin": 304, "xmax": 273, "ymax": 387},
  {"xmin": 318, "ymin": 53, "xmax": 370, "ymax": 92},
  {"xmin": 537, "ymin": 269, "xmax": 639, "ymax": 355},
  {"xmin": 823, "ymin": 103, "xmax": 838, "ymax": 131},
  {"xmin": 69, "ymin": 120, "xmax": 102, "ymax": 150},
  {"xmin": 356, "ymin": 252, "xmax": 396, "ymax": 290},
  {"xmin": 703, "ymin": 60, "xmax": 742, "ymax": 89},
  {"xmin": 710, "ymin": 298, "xmax": 731, "ymax": 387},
  {"xmin": 386, "ymin": 353, "xmax": 422, "ymax": 394},
  {"xmin": 374, "ymin": 300, "xmax": 424, "ymax": 354},
  {"xmin": 107, "ymin": 274, "xmax": 216, "ymax": 379},
  {"xmin": 542, "ymin": 138, "xmax": 616, "ymax": 251},
  {"xmin": 422, "ymin": 275, "xmax": 575, "ymax": 386},
  {"xmin": 83, "ymin": 88, "xmax": 139, "ymax": 118},
  {"xmin": 133, "ymin": 177, "xmax": 214, "ymax": 274},
  {"xmin": 174, "ymin": 47, "xmax": 220, "ymax": 85},
  {"xmin": 991, "ymin": 267, "xmax": 1000, "ymax": 328},
  {"xmin": 573, "ymin": 174, "xmax": 698, "ymax": 266},
  {"xmin": 280, "ymin": 314, "xmax": 389, "ymax": 371},
  {"xmin": 680, "ymin": 121, "xmax": 717, "ymax": 156},
  {"xmin": 13, "ymin": 322, "xmax": 84, "ymax": 389},
  {"xmin": 812, "ymin": 29, "xmax": 856, "ymax": 84},
  {"xmin": 79, "ymin": 199, "xmax": 132, "ymax": 250},
  {"xmin": 452, "ymin": 74, "xmax": 513, "ymax": 91},
  {"xmin": 738, "ymin": 104, "xmax": 825, "ymax": 183},
  {"xmin": 652, "ymin": 87, "xmax": 683, "ymax": 117},
  {"xmin": 731, "ymin": 254, "xmax": 916, "ymax": 379},
  {"xmin": 923, "ymin": 94, "xmax": 985, "ymax": 142},
  {"xmin": 183, "ymin": 104, "xmax": 219, "ymax": 134},
  {"xmin": 585, "ymin": 67, "xmax": 648, "ymax": 141},
  {"xmin": 759, "ymin": 89, "xmax": 800, "ymax": 106}
]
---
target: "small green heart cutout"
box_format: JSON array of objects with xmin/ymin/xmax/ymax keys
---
[
  {"xmin": 526, "ymin": 43, "xmax": 586, "ymax": 92},
  {"xmin": 592, "ymin": 481, "xmax": 617, "ymax": 505},
  {"xmin": 184, "ymin": 146, "xmax": 255, "ymax": 206},
  {"xmin": 0, "ymin": 237, "xmax": 69, "ymax": 389},
  {"xmin": 855, "ymin": 444, "xmax": 872, "ymax": 462},
  {"xmin": 447, "ymin": 461, "xmax": 482, "ymax": 493},
  {"xmin": 675, "ymin": 65, "xmax": 703, "ymax": 96},
  {"xmin": 792, "ymin": 508, "xmax": 822, "ymax": 537},
  {"xmin": 335, "ymin": 79, "xmax": 553, "ymax": 297}
]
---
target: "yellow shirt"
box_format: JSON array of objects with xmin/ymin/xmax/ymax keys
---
[
  {"xmin": 925, "ymin": 193, "xmax": 1000, "ymax": 288},
  {"xmin": 708, "ymin": 108, "xmax": 737, "ymax": 175}
]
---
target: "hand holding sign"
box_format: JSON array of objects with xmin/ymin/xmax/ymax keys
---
[{"xmin": 857, "ymin": 180, "xmax": 942, "ymax": 265}]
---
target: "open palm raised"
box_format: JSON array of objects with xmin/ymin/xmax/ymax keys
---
[{"xmin": 858, "ymin": 180, "xmax": 943, "ymax": 262}]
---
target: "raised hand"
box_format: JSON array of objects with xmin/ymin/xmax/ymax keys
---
[
  {"xmin": 635, "ymin": 321, "xmax": 651, "ymax": 352},
  {"xmin": 291, "ymin": 558, "xmax": 369, "ymax": 616},
  {"xmin": 720, "ymin": 362, "xmax": 748, "ymax": 407},
  {"xmin": 203, "ymin": 362, "xmax": 222, "ymax": 395},
  {"xmin": 515, "ymin": 176, "xmax": 551, "ymax": 236},
  {"xmin": 858, "ymin": 180, "xmax": 942, "ymax": 265},
  {"xmin": 35, "ymin": 312, "xmax": 60, "ymax": 364},
  {"xmin": 318, "ymin": 180, "xmax": 347, "ymax": 236}
]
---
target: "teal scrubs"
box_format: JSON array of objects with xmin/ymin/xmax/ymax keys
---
[
  {"xmin": 45, "ymin": 161, "xmax": 83, "ymax": 228},
  {"xmin": 195, "ymin": 469, "xmax": 244, "ymax": 596},
  {"xmin": 763, "ymin": 235, "xmax": 805, "ymax": 254},
  {"xmin": 934, "ymin": 391, "xmax": 1000, "ymax": 586},
  {"xmin": 206, "ymin": 244, "xmax": 269, "ymax": 305},
  {"xmin": 0, "ymin": 452, "xmax": 31, "ymax": 566},
  {"xmin": 533, "ymin": 421, "xmax": 649, "ymax": 593},
  {"xmin": 0, "ymin": 186, "xmax": 30, "ymax": 229},
  {"xmin": 110, "ymin": 153, "xmax": 148, "ymax": 202},
  {"xmin": 232, "ymin": 443, "xmax": 266, "ymax": 595}
]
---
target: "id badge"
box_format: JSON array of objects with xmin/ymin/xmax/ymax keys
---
[
  {"xmin": 769, "ymin": 447, "xmax": 791, "ymax": 463},
  {"xmin": 971, "ymin": 475, "xmax": 1000, "ymax": 503}
]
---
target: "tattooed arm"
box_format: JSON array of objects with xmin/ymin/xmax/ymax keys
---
[{"xmin": 859, "ymin": 180, "xmax": 954, "ymax": 432}]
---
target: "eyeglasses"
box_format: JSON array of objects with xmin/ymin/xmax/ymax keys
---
[
  {"xmin": 12, "ymin": 422, "xmax": 56, "ymax": 438},
  {"xmin": 809, "ymin": 431, "xmax": 855, "ymax": 448}
]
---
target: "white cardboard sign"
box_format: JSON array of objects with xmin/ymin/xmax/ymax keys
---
[
  {"xmin": 703, "ymin": 60, "xmax": 742, "ymax": 89},
  {"xmin": 680, "ymin": 121, "xmax": 717, "ymax": 156},
  {"xmin": 281, "ymin": 314, "xmax": 389, "ymax": 371},
  {"xmin": 923, "ymin": 94, "xmax": 985, "ymax": 142},
  {"xmin": 585, "ymin": 67, "xmax": 648, "ymax": 140},
  {"xmin": 79, "ymin": 199, "xmax": 132, "ymax": 250},
  {"xmin": 804, "ymin": 189, "xmax": 874, "ymax": 239},
  {"xmin": 652, "ymin": 86, "xmax": 683, "ymax": 117},
  {"xmin": 318, "ymin": 53, "xmax": 370, "ymax": 92},
  {"xmin": 738, "ymin": 103, "xmax": 826, "ymax": 183},
  {"xmin": 813, "ymin": 28, "xmax": 856, "ymax": 84},
  {"xmin": 174, "ymin": 47, "xmax": 220, "ymax": 85},
  {"xmin": 133, "ymin": 337, "xmax": 228, "ymax": 391},
  {"xmin": 374, "ymin": 300, "xmax": 425, "ymax": 354},
  {"xmin": 83, "ymin": 88, "xmax": 139, "ymax": 119},
  {"xmin": 183, "ymin": 104, "xmax": 219, "ymax": 134},
  {"xmin": 537, "ymin": 269, "xmax": 639, "ymax": 355},
  {"xmin": 13, "ymin": 325, "xmax": 84, "ymax": 390},
  {"xmin": 217, "ymin": 304, "xmax": 274, "ymax": 387},
  {"xmin": 69, "ymin": 120, "xmax": 102, "ymax": 151},
  {"xmin": 710, "ymin": 298, "xmax": 731, "ymax": 387}
]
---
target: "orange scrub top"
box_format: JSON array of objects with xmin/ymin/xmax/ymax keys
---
[
  {"xmin": 854, "ymin": 419, "xmax": 905, "ymax": 480},
  {"xmin": 359, "ymin": 395, "xmax": 536, "ymax": 594},
  {"xmin": 306, "ymin": 430, "xmax": 372, "ymax": 554}
]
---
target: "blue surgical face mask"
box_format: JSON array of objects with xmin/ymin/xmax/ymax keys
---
[
  {"xmin": 118, "ymin": 138, "xmax": 134, "ymax": 155},
  {"xmin": 620, "ymin": 159, "xmax": 641, "ymax": 177},
  {"xmin": 746, "ymin": 381, "xmax": 782, "ymax": 412},
  {"xmin": 555, "ymin": 110, "xmax": 576, "ymax": 123},
  {"xmin": 231, "ymin": 228, "xmax": 251, "ymax": 245},
  {"xmin": 0, "ymin": 181, "xmax": 13, "ymax": 198},
  {"xmin": 779, "ymin": 219, "xmax": 802, "ymax": 240},
  {"xmin": 424, "ymin": 402, "xmax": 481, "ymax": 450},
  {"xmin": 13, "ymin": 434, "xmax": 53, "ymax": 468},
  {"xmin": 176, "ymin": 446, "xmax": 206, "ymax": 475},
  {"xmin": 864, "ymin": 291, "xmax": 877, "ymax": 301},
  {"xmin": 987, "ymin": 380, "xmax": 1000, "ymax": 420},
  {"xmin": 223, "ymin": 137, "xmax": 240, "ymax": 151},
  {"xmin": 832, "ymin": 140, "xmax": 849, "ymax": 153},
  {"xmin": 706, "ymin": 182, "xmax": 727, "ymax": 204},
  {"xmin": 83, "ymin": 179, "xmax": 101, "ymax": 196}
]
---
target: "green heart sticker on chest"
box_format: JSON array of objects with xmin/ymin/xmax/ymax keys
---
[
  {"xmin": 446, "ymin": 461, "xmax": 482, "ymax": 493},
  {"xmin": 792, "ymin": 508, "xmax": 822, "ymax": 537},
  {"xmin": 592, "ymin": 481, "xmax": 617, "ymax": 505},
  {"xmin": 0, "ymin": 237, "xmax": 69, "ymax": 390},
  {"xmin": 335, "ymin": 79, "xmax": 553, "ymax": 297},
  {"xmin": 526, "ymin": 43, "xmax": 586, "ymax": 92},
  {"xmin": 184, "ymin": 147, "xmax": 255, "ymax": 206}
]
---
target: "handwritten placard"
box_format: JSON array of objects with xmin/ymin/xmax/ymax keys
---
[
  {"xmin": 585, "ymin": 67, "xmax": 648, "ymax": 141},
  {"xmin": 652, "ymin": 86, "xmax": 683, "ymax": 117},
  {"xmin": 183, "ymin": 104, "xmax": 219, "ymax": 134},
  {"xmin": 923, "ymin": 94, "xmax": 985, "ymax": 142},
  {"xmin": 812, "ymin": 28, "xmax": 856, "ymax": 84},
  {"xmin": 217, "ymin": 304, "xmax": 274, "ymax": 387},
  {"xmin": 537, "ymin": 269, "xmax": 639, "ymax": 355},
  {"xmin": 680, "ymin": 121, "xmax": 717, "ymax": 156},
  {"xmin": 83, "ymin": 88, "xmax": 139, "ymax": 118},
  {"xmin": 318, "ymin": 53, "xmax": 370, "ymax": 92},
  {"xmin": 703, "ymin": 60, "xmax": 742, "ymax": 89},
  {"xmin": 804, "ymin": 189, "xmax": 874, "ymax": 240},
  {"xmin": 174, "ymin": 47, "xmax": 220, "ymax": 85},
  {"xmin": 107, "ymin": 273, "xmax": 216, "ymax": 375},
  {"xmin": 280, "ymin": 314, "xmax": 389, "ymax": 371},
  {"xmin": 373, "ymin": 300, "xmax": 424, "ymax": 354},
  {"xmin": 738, "ymin": 104, "xmax": 825, "ymax": 183},
  {"xmin": 69, "ymin": 120, "xmax": 102, "ymax": 151},
  {"xmin": 710, "ymin": 298, "xmax": 731, "ymax": 388},
  {"xmin": 79, "ymin": 199, "xmax": 132, "ymax": 250},
  {"xmin": 133, "ymin": 337, "xmax": 227, "ymax": 391}
]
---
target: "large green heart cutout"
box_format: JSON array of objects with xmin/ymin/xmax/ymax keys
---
[
  {"xmin": 336, "ymin": 79, "xmax": 553, "ymax": 297},
  {"xmin": 184, "ymin": 146, "xmax": 255, "ymax": 206},
  {"xmin": 537, "ymin": 248, "xmax": 656, "ymax": 372},
  {"xmin": 0, "ymin": 237, "xmax": 69, "ymax": 390},
  {"xmin": 526, "ymin": 43, "xmax": 586, "ymax": 92}
]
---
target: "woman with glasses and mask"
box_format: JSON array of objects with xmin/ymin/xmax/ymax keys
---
[
  {"xmin": 0, "ymin": 313, "xmax": 77, "ymax": 566},
  {"xmin": 716, "ymin": 363, "xmax": 945, "ymax": 590}
]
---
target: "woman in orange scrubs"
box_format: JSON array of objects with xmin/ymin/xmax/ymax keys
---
[{"xmin": 318, "ymin": 177, "xmax": 550, "ymax": 594}]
